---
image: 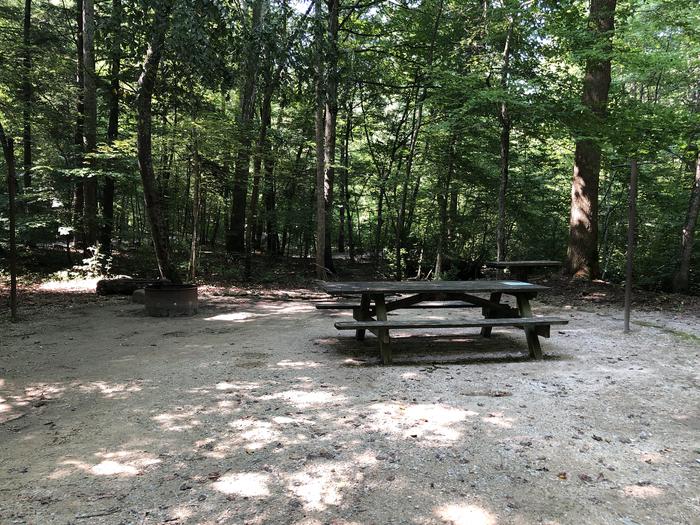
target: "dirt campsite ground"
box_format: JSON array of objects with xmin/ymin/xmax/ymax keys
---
[{"xmin": 1, "ymin": 279, "xmax": 699, "ymax": 525}]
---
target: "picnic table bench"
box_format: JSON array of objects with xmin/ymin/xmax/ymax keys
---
[
  {"xmin": 318, "ymin": 280, "xmax": 568, "ymax": 365},
  {"xmin": 485, "ymin": 260, "xmax": 562, "ymax": 281}
]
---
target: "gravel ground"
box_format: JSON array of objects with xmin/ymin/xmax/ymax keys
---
[{"xmin": 1, "ymin": 287, "xmax": 699, "ymax": 525}]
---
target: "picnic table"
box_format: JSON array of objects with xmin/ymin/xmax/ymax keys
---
[
  {"xmin": 485, "ymin": 260, "xmax": 562, "ymax": 281},
  {"xmin": 317, "ymin": 280, "xmax": 568, "ymax": 365}
]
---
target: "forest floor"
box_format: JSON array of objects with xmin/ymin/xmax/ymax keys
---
[{"xmin": 0, "ymin": 277, "xmax": 699, "ymax": 525}]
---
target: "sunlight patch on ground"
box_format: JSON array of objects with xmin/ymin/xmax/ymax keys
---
[
  {"xmin": 435, "ymin": 503, "xmax": 497, "ymax": 525},
  {"xmin": 287, "ymin": 461, "xmax": 351, "ymax": 511},
  {"xmin": 213, "ymin": 381, "xmax": 260, "ymax": 391},
  {"xmin": 205, "ymin": 311, "xmax": 261, "ymax": 321},
  {"xmin": 212, "ymin": 472, "xmax": 271, "ymax": 497},
  {"xmin": 77, "ymin": 381, "xmax": 142, "ymax": 399},
  {"xmin": 366, "ymin": 402, "xmax": 471, "ymax": 442},
  {"xmin": 623, "ymin": 484, "xmax": 664, "ymax": 498},
  {"xmin": 228, "ymin": 419, "xmax": 280, "ymax": 450},
  {"xmin": 51, "ymin": 450, "xmax": 161, "ymax": 479},
  {"xmin": 276, "ymin": 360, "xmax": 324, "ymax": 369},
  {"xmin": 261, "ymin": 389, "xmax": 348, "ymax": 409},
  {"xmin": 37, "ymin": 278, "xmax": 100, "ymax": 292},
  {"xmin": 153, "ymin": 406, "xmax": 203, "ymax": 431}
]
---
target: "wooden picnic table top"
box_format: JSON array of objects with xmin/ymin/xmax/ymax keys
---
[
  {"xmin": 322, "ymin": 280, "xmax": 547, "ymax": 295},
  {"xmin": 485, "ymin": 260, "xmax": 562, "ymax": 268}
]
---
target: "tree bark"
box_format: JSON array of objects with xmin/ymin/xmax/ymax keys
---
[
  {"xmin": 101, "ymin": 0, "xmax": 121, "ymax": 255},
  {"xmin": 0, "ymin": 122, "xmax": 18, "ymax": 321},
  {"xmin": 322, "ymin": 0, "xmax": 339, "ymax": 274},
  {"xmin": 435, "ymin": 136, "xmax": 456, "ymax": 279},
  {"xmin": 82, "ymin": 0, "xmax": 98, "ymax": 250},
  {"xmin": 672, "ymin": 151, "xmax": 700, "ymax": 293},
  {"xmin": 566, "ymin": 0, "xmax": 617, "ymax": 279},
  {"xmin": 314, "ymin": 0, "xmax": 327, "ymax": 279},
  {"xmin": 73, "ymin": 0, "xmax": 85, "ymax": 249},
  {"xmin": 136, "ymin": 2, "xmax": 179, "ymax": 282},
  {"xmin": 624, "ymin": 158, "xmax": 638, "ymax": 332},
  {"xmin": 496, "ymin": 16, "xmax": 514, "ymax": 262},
  {"xmin": 245, "ymin": 80, "xmax": 271, "ymax": 278},
  {"xmin": 22, "ymin": 0, "xmax": 31, "ymax": 189},
  {"xmin": 227, "ymin": 0, "xmax": 264, "ymax": 253},
  {"xmin": 189, "ymin": 138, "xmax": 201, "ymax": 281}
]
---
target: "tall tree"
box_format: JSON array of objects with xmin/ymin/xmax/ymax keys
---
[
  {"xmin": 0, "ymin": 121, "xmax": 18, "ymax": 321},
  {"xmin": 672, "ymin": 151, "xmax": 700, "ymax": 292},
  {"xmin": 136, "ymin": 1, "xmax": 179, "ymax": 282},
  {"xmin": 21, "ymin": 0, "xmax": 31, "ymax": 189},
  {"xmin": 496, "ymin": 13, "xmax": 515, "ymax": 262},
  {"xmin": 82, "ymin": 0, "xmax": 98, "ymax": 249},
  {"xmin": 314, "ymin": 0, "xmax": 326, "ymax": 278},
  {"xmin": 227, "ymin": 0, "xmax": 264, "ymax": 253},
  {"xmin": 73, "ymin": 0, "xmax": 85, "ymax": 249},
  {"xmin": 101, "ymin": 0, "xmax": 122, "ymax": 255},
  {"xmin": 322, "ymin": 0, "xmax": 339, "ymax": 274},
  {"xmin": 566, "ymin": 0, "xmax": 617, "ymax": 279}
]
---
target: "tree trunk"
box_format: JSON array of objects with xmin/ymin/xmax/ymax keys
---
[
  {"xmin": 73, "ymin": 0, "xmax": 85, "ymax": 249},
  {"xmin": 101, "ymin": 0, "xmax": 121, "ymax": 255},
  {"xmin": 624, "ymin": 158, "xmax": 638, "ymax": 332},
  {"xmin": 135, "ymin": 2, "xmax": 179, "ymax": 282},
  {"xmin": 227, "ymin": 0, "xmax": 264, "ymax": 254},
  {"xmin": 566, "ymin": 0, "xmax": 617, "ymax": 279},
  {"xmin": 672, "ymin": 151, "xmax": 700, "ymax": 293},
  {"xmin": 0, "ymin": 122, "xmax": 18, "ymax": 321},
  {"xmin": 22, "ymin": 0, "xmax": 31, "ymax": 189},
  {"xmin": 338, "ymin": 106, "xmax": 351, "ymax": 253},
  {"xmin": 189, "ymin": 139, "xmax": 201, "ymax": 281},
  {"xmin": 82, "ymin": 0, "xmax": 98, "ymax": 250},
  {"xmin": 314, "ymin": 0, "xmax": 326, "ymax": 279},
  {"xmin": 435, "ymin": 136, "xmax": 456, "ymax": 279},
  {"xmin": 496, "ymin": 17, "xmax": 514, "ymax": 262},
  {"xmin": 322, "ymin": 0, "xmax": 339, "ymax": 274},
  {"xmin": 245, "ymin": 67, "xmax": 273, "ymax": 278}
]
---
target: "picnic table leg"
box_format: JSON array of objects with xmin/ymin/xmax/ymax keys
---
[
  {"xmin": 374, "ymin": 294, "xmax": 392, "ymax": 365},
  {"xmin": 354, "ymin": 293, "xmax": 370, "ymax": 341},
  {"xmin": 480, "ymin": 292, "xmax": 502, "ymax": 338},
  {"xmin": 516, "ymin": 294, "xmax": 543, "ymax": 359}
]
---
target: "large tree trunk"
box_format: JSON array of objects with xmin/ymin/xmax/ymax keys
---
[
  {"xmin": 189, "ymin": 138, "xmax": 201, "ymax": 281},
  {"xmin": 672, "ymin": 151, "xmax": 700, "ymax": 293},
  {"xmin": 496, "ymin": 17, "xmax": 514, "ymax": 262},
  {"xmin": 314, "ymin": 0, "xmax": 326, "ymax": 278},
  {"xmin": 0, "ymin": 122, "xmax": 18, "ymax": 321},
  {"xmin": 22, "ymin": 0, "xmax": 31, "ymax": 189},
  {"xmin": 338, "ymin": 105, "xmax": 352, "ymax": 253},
  {"xmin": 566, "ymin": 0, "xmax": 617, "ymax": 279},
  {"xmin": 435, "ymin": 136, "xmax": 456, "ymax": 279},
  {"xmin": 82, "ymin": 0, "xmax": 98, "ymax": 250},
  {"xmin": 245, "ymin": 77, "xmax": 272, "ymax": 278},
  {"xmin": 73, "ymin": 0, "xmax": 85, "ymax": 249},
  {"xmin": 322, "ymin": 0, "xmax": 339, "ymax": 274},
  {"xmin": 136, "ymin": 3, "xmax": 179, "ymax": 282},
  {"xmin": 227, "ymin": 0, "xmax": 264, "ymax": 254},
  {"xmin": 101, "ymin": 0, "xmax": 121, "ymax": 255}
]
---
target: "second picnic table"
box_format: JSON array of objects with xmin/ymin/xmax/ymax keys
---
[
  {"xmin": 485, "ymin": 260, "xmax": 562, "ymax": 281},
  {"xmin": 318, "ymin": 280, "xmax": 568, "ymax": 365}
]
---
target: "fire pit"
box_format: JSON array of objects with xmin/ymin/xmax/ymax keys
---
[{"xmin": 144, "ymin": 283, "xmax": 198, "ymax": 317}]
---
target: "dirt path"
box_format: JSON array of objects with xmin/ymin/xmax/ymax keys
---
[{"xmin": 1, "ymin": 290, "xmax": 699, "ymax": 524}]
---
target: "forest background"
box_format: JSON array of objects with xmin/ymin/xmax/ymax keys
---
[{"xmin": 0, "ymin": 0, "xmax": 698, "ymax": 292}]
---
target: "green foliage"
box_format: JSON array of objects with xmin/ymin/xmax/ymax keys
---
[{"xmin": 0, "ymin": 0, "xmax": 698, "ymax": 290}]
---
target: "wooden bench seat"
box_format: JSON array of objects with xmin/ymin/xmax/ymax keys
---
[
  {"xmin": 335, "ymin": 317, "xmax": 569, "ymax": 337},
  {"xmin": 335, "ymin": 316, "xmax": 567, "ymax": 332},
  {"xmin": 315, "ymin": 302, "xmax": 480, "ymax": 310},
  {"xmin": 336, "ymin": 316, "xmax": 568, "ymax": 364}
]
